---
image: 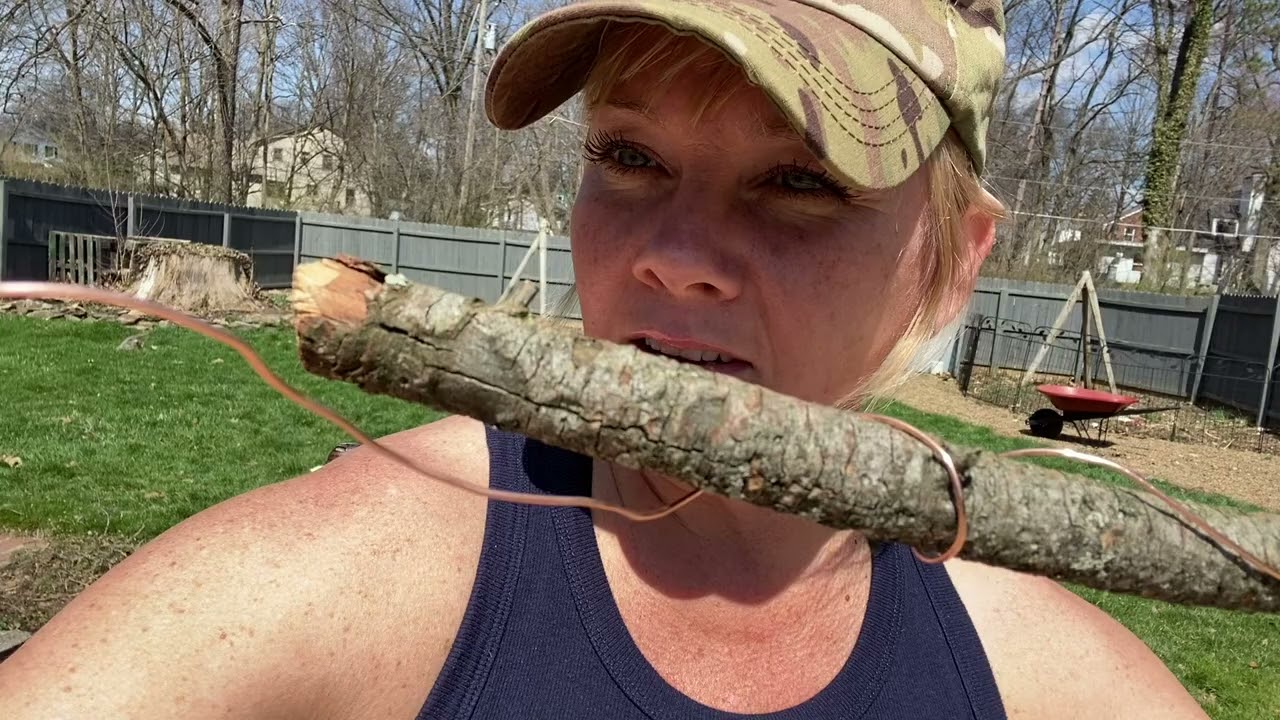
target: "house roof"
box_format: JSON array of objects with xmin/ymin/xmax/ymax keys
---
[{"xmin": 6, "ymin": 128, "xmax": 57, "ymax": 146}]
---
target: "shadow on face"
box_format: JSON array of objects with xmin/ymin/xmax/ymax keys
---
[{"xmin": 568, "ymin": 27, "xmax": 953, "ymax": 408}]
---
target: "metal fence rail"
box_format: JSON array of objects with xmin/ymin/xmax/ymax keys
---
[{"xmin": 956, "ymin": 322, "xmax": 1280, "ymax": 454}]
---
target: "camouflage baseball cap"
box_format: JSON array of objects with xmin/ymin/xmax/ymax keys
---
[{"xmin": 485, "ymin": 0, "xmax": 1006, "ymax": 190}]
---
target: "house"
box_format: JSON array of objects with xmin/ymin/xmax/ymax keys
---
[
  {"xmin": 241, "ymin": 126, "xmax": 372, "ymax": 215},
  {"xmin": 5, "ymin": 129, "xmax": 59, "ymax": 165},
  {"xmin": 134, "ymin": 125, "xmax": 373, "ymax": 215},
  {"xmin": 1084, "ymin": 177, "xmax": 1279, "ymax": 289}
]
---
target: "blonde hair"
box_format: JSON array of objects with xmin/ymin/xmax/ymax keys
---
[{"xmin": 563, "ymin": 23, "xmax": 1005, "ymax": 407}]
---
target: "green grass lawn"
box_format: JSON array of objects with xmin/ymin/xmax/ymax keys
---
[
  {"xmin": 0, "ymin": 315, "xmax": 440, "ymax": 538},
  {"xmin": 1, "ymin": 315, "xmax": 1277, "ymax": 718}
]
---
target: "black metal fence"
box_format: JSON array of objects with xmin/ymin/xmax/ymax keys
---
[{"xmin": 956, "ymin": 319, "xmax": 1280, "ymax": 455}]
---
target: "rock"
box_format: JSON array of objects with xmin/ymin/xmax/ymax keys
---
[
  {"xmin": 66, "ymin": 304, "xmax": 88, "ymax": 318},
  {"xmin": 118, "ymin": 312, "xmax": 143, "ymax": 326},
  {"xmin": 0, "ymin": 534, "xmax": 47, "ymax": 567},
  {"xmin": 0, "ymin": 630, "xmax": 31, "ymax": 661},
  {"xmin": 0, "ymin": 301, "xmax": 15, "ymax": 313},
  {"xmin": 28, "ymin": 309, "xmax": 66, "ymax": 320},
  {"xmin": 117, "ymin": 333, "xmax": 147, "ymax": 352},
  {"xmin": 66, "ymin": 315, "xmax": 82, "ymax": 323}
]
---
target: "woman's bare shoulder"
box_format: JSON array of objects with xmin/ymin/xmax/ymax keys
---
[
  {"xmin": 0, "ymin": 415, "xmax": 493, "ymax": 720},
  {"xmin": 945, "ymin": 558, "xmax": 1209, "ymax": 720}
]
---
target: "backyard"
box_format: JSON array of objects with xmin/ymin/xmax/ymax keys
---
[{"xmin": 0, "ymin": 313, "xmax": 1277, "ymax": 719}]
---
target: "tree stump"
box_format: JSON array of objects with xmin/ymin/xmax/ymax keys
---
[{"xmin": 125, "ymin": 240, "xmax": 265, "ymax": 315}]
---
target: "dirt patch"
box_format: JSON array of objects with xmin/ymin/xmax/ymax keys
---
[
  {"xmin": 0, "ymin": 533, "xmax": 140, "ymax": 633},
  {"xmin": 890, "ymin": 374, "xmax": 1280, "ymax": 512}
]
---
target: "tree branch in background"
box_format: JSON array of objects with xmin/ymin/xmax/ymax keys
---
[{"xmin": 290, "ymin": 257, "xmax": 1280, "ymax": 613}]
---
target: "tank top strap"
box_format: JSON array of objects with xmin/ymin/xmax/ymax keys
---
[
  {"xmin": 908, "ymin": 553, "xmax": 1007, "ymax": 719},
  {"xmin": 416, "ymin": 425, "xmax": 548, "ymax": 719}
]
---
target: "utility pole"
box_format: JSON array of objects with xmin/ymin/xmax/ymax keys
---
[{"xmin": 457, "ymin": 0, "xmax": 489, "ymax": 225}]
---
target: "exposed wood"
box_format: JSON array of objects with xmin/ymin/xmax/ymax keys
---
[
  {"xmin": 1084, "ymin": 274, "xmax": 1119, "ymax": 393},
  {"xmin": 126, "ymin": 239, "xmax": 264, "ymax": 314},
  {"xmin": 291, "ymin": 257, "xmax": 1280, "ymax": 612},
  {"xmin": 498, "ymin": 279, "xmax": 538, "ymax": 310},
  {"xmin": 1082, "ymin": 283, "xmax": 1093, "ymax": 389}
]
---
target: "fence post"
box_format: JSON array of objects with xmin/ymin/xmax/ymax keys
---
[
  {"xmin": 127, "ymin": 194, "xmax": 136, "ymax": 238},
  {"xmin": 392, "ymin": 220, "xmax": 401, "ymax": 275},
  {"xmin": 1189, "ymin": 292, "xmax": 1220, "ymax": 405},
  {"xmin": 1257, "ymin": 293, "xmax": 1280, "ymax": 429},
  {"xmin": 0, "ymin": 179, "xmax": 8, "ymax": 281},
  {"xmin": 497, "ymin": 231, "xmax": 507, "ymax": 300},
  {"xmin": 538, "ymin": 219, "xmax": 548, "ymax": 316},
  {"xmin": 292, "ymin": 214, "xmax": 303, "ymax": 275},
  {"xmin": 222, "ymin": 212, "xmax": 232, "ymax": 248},
  {"xmin": 989, "ymin": 288, "xmax": 1008, "ymax": 374}
]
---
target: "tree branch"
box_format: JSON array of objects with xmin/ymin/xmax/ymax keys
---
[{"xmin": 290, "ymin": 257, "xmax": 1280, "ymax": 613}]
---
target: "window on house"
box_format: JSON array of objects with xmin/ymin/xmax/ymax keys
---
[
  {"xmin": 306, "ymin": 183, "xmax": 318, "ymax": 196},
  {"xmin": 344, "ymin": 187, "xmax": 356, "ymax": 205},
  {"xmin": 321, "ymin": 154, "xmax": 335, "ymax": 170},
  {"xmin": 43, "ymin": 145, "xmax": 57, "ymax": 159},
  {"xmin": 272, "ymin": 148, "xmax": 284, "ymax": 162},
  {"xmin": 264, "ymin": 180, "xmax": 287, "ymax": 200},
  {"xmin": 1123, "ymin": 227, "xmax": 1137, "ymax": 243},
  {"xmin": 20, "ymin": 143, "xmax": 37, "ymax": 157}
]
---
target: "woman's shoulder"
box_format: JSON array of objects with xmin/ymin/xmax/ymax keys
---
[
  {"xmin": 0, "ymin": 415, "xmax": 494, "ymax": 720},
  {"xmin": 945, "ymin": 558, "xmax": 1209, "ymax": 719}
]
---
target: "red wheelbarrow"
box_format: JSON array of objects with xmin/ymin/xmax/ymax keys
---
[{"xmin": 1027, "ymin": 385, "xmax": 1178, "ymax": 441}]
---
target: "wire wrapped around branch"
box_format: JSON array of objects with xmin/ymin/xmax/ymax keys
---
[{"xmin": 289, "ymin": 256, "xmax": 1280, "ymax": 612}]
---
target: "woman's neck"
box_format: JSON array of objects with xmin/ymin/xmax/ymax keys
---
[{"xmin": 591, "ymin": 460, "xmax": 867, "ymax": 603}]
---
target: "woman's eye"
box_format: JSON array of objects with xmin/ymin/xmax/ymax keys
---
[
  {"xmin": 776, "ymin": 172, "xmax": 825, "ymax": 191},
  {"xmin": 614, "ymin": 146, "xmax": 654, "ymax": 168}
]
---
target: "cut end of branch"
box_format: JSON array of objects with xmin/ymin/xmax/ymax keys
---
[{"xmin": 291, "ymin": 256, "xmax": 384, "ymax": 332}]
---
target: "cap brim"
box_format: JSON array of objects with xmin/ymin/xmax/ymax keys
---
[{"xmin": 485, "ymin": 0, "xmax": 951, "ymax": 189}]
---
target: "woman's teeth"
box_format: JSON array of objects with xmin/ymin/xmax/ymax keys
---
[{"xmin": 642, "ymin": 337, "xmax": 736, "ymax": 363}]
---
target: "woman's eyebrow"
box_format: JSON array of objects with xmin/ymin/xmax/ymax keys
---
[{"xmin": 598, "ymin": 98, "xmax": 804, "ymax": 142}]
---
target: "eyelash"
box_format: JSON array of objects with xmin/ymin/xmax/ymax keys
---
[{"xmin": 581, "ymin": 131, "xmax": 855, "ymax": 202}]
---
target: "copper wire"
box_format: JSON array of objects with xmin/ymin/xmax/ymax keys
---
[
  {"xmin": 861, "ymin": 413, "xmax": 969, "ymax": 564},
  {"xmin": 2, "ymin": 280, "xmax": 1278, "ymax": 583},
  {"xmin": 1001, "ymin": 447, "xmax": 1280, "ymax": 582},
  {"xmin": 0, "ymin": 282, "xmax": 697, "ymax": 523}
]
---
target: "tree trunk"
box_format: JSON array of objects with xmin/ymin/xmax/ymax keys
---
[
  {"xmin": 125, "ymin": 240, "xmax": 263, "ymax": 315},
  {"xmin": 1141, "ymin": 0, "xmax": 1215, "ymax": 289},
  {"xmin": 289, "ymin": 257, "xmax": 1280, "ymax": 612}
]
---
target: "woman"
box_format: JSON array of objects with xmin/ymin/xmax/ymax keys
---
[{"xmin": 0, "ymin": 2, "xmax": 1209, "ymax": 718}]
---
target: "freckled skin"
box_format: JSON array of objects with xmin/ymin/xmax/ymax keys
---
[{"xmin": 570, "ymin": 70, "xmax": 944, "ymax": 406}]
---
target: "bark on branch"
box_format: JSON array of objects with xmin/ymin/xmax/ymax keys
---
[{"xmin": 291, "ymin": 257, "xmax": 1280, "ymax": 613}]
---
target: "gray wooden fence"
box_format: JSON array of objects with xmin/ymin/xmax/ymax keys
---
[
  {"xmin": 0, "ymin": 177, "xmax": 297, "ymax": 288},
  {"xmin": 5, "ymin": 176, "xmax": 1278, "ymax": 422},
  {"xmin": 296, "ymin": 211, "xmax": 579, "ymax": 317},
  {"xmin": 963, "ymin": 277, "xmax": 1280, "ymax": 425}
]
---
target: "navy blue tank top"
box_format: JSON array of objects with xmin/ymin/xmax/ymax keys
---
[{"xmin": 417, "ymin": 426, "xmax": 1007, "ymax": 719}]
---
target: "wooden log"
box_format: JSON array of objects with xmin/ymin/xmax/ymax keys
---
[{"xmin": 290, "ymin": 256, "xmax": 1280, "ymax": 612}]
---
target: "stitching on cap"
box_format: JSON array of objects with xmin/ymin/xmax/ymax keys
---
[
  {"xmin": 713, "ymin": 1, "xmax": 899, "ymax": 101},
  {"xmin": 673, "ymin": 0, "xmax": 938, "ymax": 149}
]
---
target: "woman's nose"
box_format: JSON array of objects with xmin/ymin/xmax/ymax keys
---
[{"xmin": 630, "ymin": 204, "xmax": 744, "ymax": 302}]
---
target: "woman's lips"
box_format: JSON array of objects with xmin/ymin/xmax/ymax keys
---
[{"xmin": 630, "ymin": 334, "xmax": 755, "ymax": 379}]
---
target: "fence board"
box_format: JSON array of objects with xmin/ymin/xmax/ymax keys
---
[{"xmin": 0, "ymin": 178, "xmax": 295, "ymax": 288}]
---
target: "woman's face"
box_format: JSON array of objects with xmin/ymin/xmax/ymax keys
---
[{"xmin": 570, "ymin": 51, "xmax": 964, "ymax": 405}]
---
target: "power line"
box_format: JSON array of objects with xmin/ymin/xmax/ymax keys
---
[
  {"xmin": 992, "ymin": 117, "xmax": 1276, "ymax": 154},
  {"xmin": 1007, "ymin": 210, "xmax": 1280, "ymax": 242},
  {"xmin": 985, "ymin": 174, "xmax": 1274, "ymax": 207}
]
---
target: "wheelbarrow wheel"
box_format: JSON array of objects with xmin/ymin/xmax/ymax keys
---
[{"xmin": 1028, "ymin": 409, "xmax": 1064, "ymax": 439}]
